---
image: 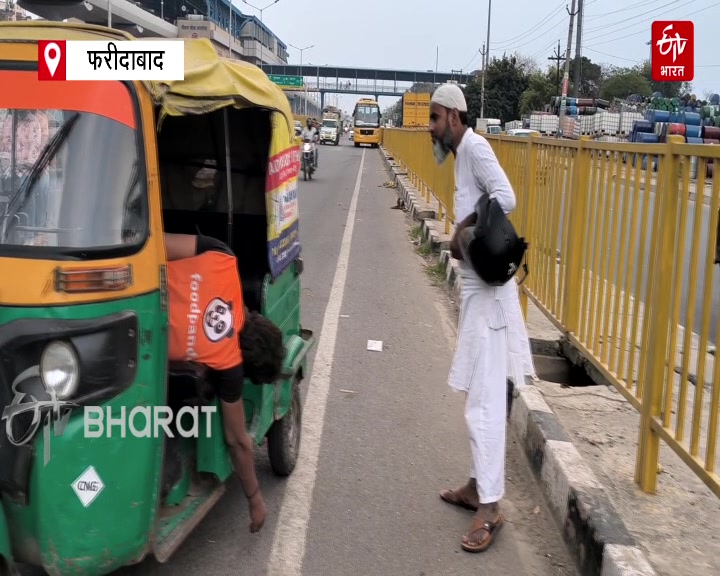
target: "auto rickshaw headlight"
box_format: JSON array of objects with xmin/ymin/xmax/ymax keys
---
[{"xmin": 40, "ymin": 341, "xmax": 80, "ymax": 399}]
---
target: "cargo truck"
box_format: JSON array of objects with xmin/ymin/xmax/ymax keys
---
[
  {"xmin": 402, "ymin": 92, "xmax": 431, "ymax": 127},
  {"xmin": 476, "ymin": 118, "xmax": 502, "ymax": 135},
  {"xmin": 320, "ymin": 107, "xmax": 342, "ymax": 145}
]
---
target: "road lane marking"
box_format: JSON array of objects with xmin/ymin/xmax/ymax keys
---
[{"xmin": 266, "ymin": 149, "xmax": 366, "ymax": 576}]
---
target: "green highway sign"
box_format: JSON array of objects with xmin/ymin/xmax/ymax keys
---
[{"xmin": 268, "ymin": 74, "xmax": 304, "ymax": 89}]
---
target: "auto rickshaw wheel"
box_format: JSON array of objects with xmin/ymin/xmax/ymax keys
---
[{"xmin": 267, "ymin": 377, "xmax": 302, "ymax": 477}]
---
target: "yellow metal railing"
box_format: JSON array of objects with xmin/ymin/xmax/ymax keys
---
[
  {"xmin": 383, "ymin": 127, "xmax": 720, "ymax": 498},
  {"xmin": 383, "ymin": 128, "xmax": 455, "ymax": 234}
]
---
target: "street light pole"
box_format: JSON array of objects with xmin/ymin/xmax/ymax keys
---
[
  {"xmin": 290, "ymin": 43, "xmax": 314, "ymax": 116},
  {"xmin": 108, "ymin": 0, "xmax": 112, "ymax": 27},
  {"xmin": 243, "ymin": 0, "xmax": 280, "ymax": 68}
]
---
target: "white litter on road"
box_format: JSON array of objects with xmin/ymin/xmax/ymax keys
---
[{"xmin": 367, "ymin": 340, "xmax": 383, "ymax": 352}]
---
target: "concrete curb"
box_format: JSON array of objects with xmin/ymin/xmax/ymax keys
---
[{"xmin": 379, "ymin": 146, "xmax": 657, "ymax": 576}]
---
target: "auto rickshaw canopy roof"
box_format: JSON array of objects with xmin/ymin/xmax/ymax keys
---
[{"xmin": 0, "ymin": 21, "xmax": 295, "ymax": 137}]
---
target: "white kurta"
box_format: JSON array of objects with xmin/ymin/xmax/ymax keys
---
[{"xmin": 447, "ymin": 128, "xmax": 535, "ymax": 503}]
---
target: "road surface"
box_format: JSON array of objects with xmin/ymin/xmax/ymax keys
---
[{"xmin": 22, "ymin": 138, "xmax": 577, "ymax": 576}]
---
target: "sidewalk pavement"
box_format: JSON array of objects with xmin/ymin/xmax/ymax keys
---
[{"xmin": 379, "ymin": 146, "xmax": 720, "ymax": 576}]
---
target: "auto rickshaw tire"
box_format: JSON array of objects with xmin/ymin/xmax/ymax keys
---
[{"xmin": 267, "ymin": 377, "xmax": 302, "ymax": 477}]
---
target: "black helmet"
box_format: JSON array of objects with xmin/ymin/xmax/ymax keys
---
[{"xmin": 459, "ymin": 195, "xmax": 528, "ymax": 286}]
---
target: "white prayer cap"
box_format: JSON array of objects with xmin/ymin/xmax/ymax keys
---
[{"xmin": 430, "ymin": 83, "xmax": 467, "ymax": 112}]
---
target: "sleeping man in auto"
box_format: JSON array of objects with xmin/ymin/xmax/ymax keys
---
[{"xmin": 164, "ymin": 232, "xmax": 285, "ymax": 533}]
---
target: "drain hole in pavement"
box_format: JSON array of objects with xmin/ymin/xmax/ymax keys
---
[{"xmin": 532, "ymin": 354, "xmax": 597, "ymax": 387}]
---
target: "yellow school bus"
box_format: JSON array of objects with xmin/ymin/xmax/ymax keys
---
[{"xmin": 352, "ymin": 98, "xmax": 382, "ymax": 147}]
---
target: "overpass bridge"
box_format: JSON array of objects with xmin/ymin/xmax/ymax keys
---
[
  {"xmin": 261, "ymin": 65, "xmax": 475, "ymax": 110},
  {"xmin": 260, "ymin": 64, "xmax": 473, "ymax": 86}
]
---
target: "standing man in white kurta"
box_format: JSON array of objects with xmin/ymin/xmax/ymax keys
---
[{"xmin": 429, "ymin": 84, "xmax": 535, "ymax": 553}]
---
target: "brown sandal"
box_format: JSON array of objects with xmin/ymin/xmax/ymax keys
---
[
  {"xmin": 461, "ymin": 515, "xmax": 504, "ymax": 553},
  {"xmin": 439, "ymin": 487, "xmax": 479, "ymax": 512}
]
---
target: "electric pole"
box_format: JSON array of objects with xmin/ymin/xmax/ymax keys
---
[
  {"xmin": 558, "ymin": 0, "xmax": 578, "ymax": 138},
  {"xmin": 548, "ymin": 41, "xmax": 564, "ymax": 96},
  {"xmin": 573, "ymin": 0, "xmax": 584, "ymax": 98},
  {"xmin": 480, "ymin": 43, "xmax": 488, "ymax": 120},
  {"xmin": 481, "ymin": 0, "xmax": 492, "ymax": 120}
]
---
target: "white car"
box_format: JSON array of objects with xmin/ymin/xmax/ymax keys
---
[{"xmin": 506, "ymin": 129, "xmax": 541, "ymax": 137}]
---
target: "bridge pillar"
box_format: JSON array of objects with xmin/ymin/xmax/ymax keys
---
[{"xmin": 320, "ymin": 92, "xmax": 325, "ymax": 110}]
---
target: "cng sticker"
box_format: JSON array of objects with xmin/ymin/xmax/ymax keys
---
[{"xmin": 71, "ymin": 466, "xmax": 105, "ymax": 508}]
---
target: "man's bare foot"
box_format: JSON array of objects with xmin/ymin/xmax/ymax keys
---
[
  {"xmin": 439, "ymin": 477, "xmax": 480, "ymax": 512},
  {"xmin": 248, "ymin": 492, "xmax": 267, "ymax": 533}
]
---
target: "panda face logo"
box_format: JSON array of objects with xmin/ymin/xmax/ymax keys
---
[{"xmin": 203, "ymin": 298, "xmax": 234, "ymax": 342}]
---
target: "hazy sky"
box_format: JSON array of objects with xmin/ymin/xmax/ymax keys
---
[{"xmin": 240, "ymin": 0, "xmax": 719, "ymax": 115}]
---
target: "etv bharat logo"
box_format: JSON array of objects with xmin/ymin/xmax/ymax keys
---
[
  {"xmin": 656, "ymin": 23, "xmax": 688, "ymax": 63},
  {"xmin": 0, "ymin": 368, "xmax": 76, "ymax": 466},
  {"xmin": 651, "ymin": 21, "xmax": 694, "ymax": 83},
  {"xmin": 1, "ymin": 371, "xmax": 217, "ymax": 466}
]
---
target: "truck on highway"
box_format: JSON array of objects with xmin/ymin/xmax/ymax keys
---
[
  {"xmin": 402, "ymin": 92, "xmax": 431, "ymax": 127},
  {"xmin": 476, "ymin": 118, "xmax": 502, "ymax": 135},
  {"xmin": 320, "ymin": 107, "xmax": 342, "ymax": 145}
]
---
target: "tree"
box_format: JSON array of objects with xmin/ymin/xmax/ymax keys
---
[
  {"xmin": 512, "ymin": 52, "xmax": 540, "ymax": 75},
  {"xmin": 637, "ymin": 61, "xmax": 689, "ymax": 98},
  {"xmin": 599, "ymin": 71, "xmax": 652, "ymax": 100},
  {"xmin": 465, "ymin": 55, "xmax": 529, "ymax": 126},
  {"xmin": 519, "ymin": 68, "xmax": 556, "ymax": 115},
  {"xmin": 570, "ymin": 57, "xmax": 603, "ymax": 98}
]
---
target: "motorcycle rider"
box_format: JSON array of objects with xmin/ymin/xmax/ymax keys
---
[{"xmin": 301, "ymin": 118, "xmax": 318, "ymax": 168}]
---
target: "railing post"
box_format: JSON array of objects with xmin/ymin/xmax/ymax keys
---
[
  {"xmin": 519, "ymin": 135, "xmax": 539, "ymax": 318},
  {"xmin": 561, "ymin": 136, "xmax": 591, "ymax": 333},
  {"xmin": 635, "ymin": 135, "xmax": 683, "ymax": 493}
]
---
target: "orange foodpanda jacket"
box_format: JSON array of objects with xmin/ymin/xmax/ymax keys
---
[{"xmin": 167, "ymin": 251, "xmax": 245, "ymax": 370}]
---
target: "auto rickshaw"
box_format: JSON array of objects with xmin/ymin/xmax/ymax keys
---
[{"xmin": 0, "ymin": 21, "xmax": 314, "ymax": 576}]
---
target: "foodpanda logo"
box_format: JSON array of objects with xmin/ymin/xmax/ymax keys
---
[{"xmin": 203, "ymin": 297, "xmax": 235, "ymax": 342}]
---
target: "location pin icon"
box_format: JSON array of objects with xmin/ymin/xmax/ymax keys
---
[{"xmin": 44, "ymin": 42, "xmax": 61, "ymax": 78}]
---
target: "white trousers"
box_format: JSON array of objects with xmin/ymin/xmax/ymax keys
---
[
  {"xmin": 449, "ymin": 263, "xmax": 533, "ymax": 504},
  {"xmin": 465, "ymin": 326, "xmax": 507, "ymax": 503}
]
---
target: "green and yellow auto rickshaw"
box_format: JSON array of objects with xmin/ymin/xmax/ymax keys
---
[{"xmin": 0, "ymin": 21, "xmax": 313, "ymax": 576}]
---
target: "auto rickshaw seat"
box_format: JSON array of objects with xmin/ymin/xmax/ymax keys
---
[{"xmin": 167, "ymin": 362, "xmax": 215, "ymax": 406}]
